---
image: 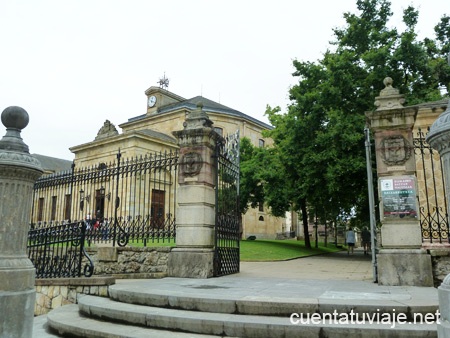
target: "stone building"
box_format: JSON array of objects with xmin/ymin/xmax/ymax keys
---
[{"xmin": 31, "ymin": 85, "xmax": 286, "ymax": 239}]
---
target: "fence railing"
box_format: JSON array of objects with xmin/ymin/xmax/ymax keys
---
[
  {"xmin": 30, "ymin": 150, "xmax": 178, "ymax": 247},
  {"xmin": 414, "ymin": 127, "xmax": 449, "ymax": 243},
  {"xmin": 27, "ymin": 222, "xmax": 94, "ymax": 278},
  {"xmin": 214, "ymin": 131, "xmax": 240, "ymax": 276}
]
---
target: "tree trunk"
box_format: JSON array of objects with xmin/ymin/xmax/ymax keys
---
[{"xmin": 301, "ymin": 198, "xmax": 311, "ymax": 249}]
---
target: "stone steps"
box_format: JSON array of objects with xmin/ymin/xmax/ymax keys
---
[
  {"xmin": 46, "ymin": 304, "xmax": 223, "ymax": 338},
  {"xmin": 107, "ymin": 281, "xmax": 437, "ymax": 319},
  {"xmin": 38, "ymin": 277, "xmax": 440, "ymax": 337},
  {"xmin": 43, "ymin": 295, "xmax": 437, "ymax": 338}
]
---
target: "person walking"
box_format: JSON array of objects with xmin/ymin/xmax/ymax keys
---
[
  {"xmin": 361, "ymin": 226, "xmax": 371, "ymax": 255},
  {"xmin": 345, "ymin": 227, "xmax": 356, "ymax": 255}
]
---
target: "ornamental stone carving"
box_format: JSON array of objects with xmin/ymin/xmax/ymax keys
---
[
  {"xmin": 181, "ymin": 152, "xmax": 202, "ymax": 177},
  {"xmin": 374, "ymin": 77, "xmax": 406, "ymax": 111},
  {"xmin": 95, "ymin": 120, "xmax": 119, "ymax": 141},
  {"xmin": 380, "ymin": 135, "xmax": 412, "ymax": 165}
]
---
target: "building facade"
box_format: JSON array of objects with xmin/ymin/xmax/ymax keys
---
[{"xmin": 32, "ymin": 85, "xmax": 286, "ymax": 239}]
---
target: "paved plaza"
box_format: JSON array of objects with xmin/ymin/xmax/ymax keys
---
[{"xmin": 238, "ymin": 247, "xmax": 374, "ymax": 281}]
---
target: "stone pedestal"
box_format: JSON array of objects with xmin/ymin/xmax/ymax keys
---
[
  {"xmin": 366, "ymin": 78, "xmax": 432, "ymax": 286},
  {"xmin": 377, "ymin": 249, "xmax": 433, "ymax": 286},
  {"xmin": 0, "ymin": 106, "xmax": 43, "ymax": 337},
  {"xmin": 168, "ymin": 103, "xmax": 221, "ymax": 278}
]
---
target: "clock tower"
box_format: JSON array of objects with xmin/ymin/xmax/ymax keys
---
[{"xmin": 145, "ymin": 76, "xmax": 186, "ymax": 115}]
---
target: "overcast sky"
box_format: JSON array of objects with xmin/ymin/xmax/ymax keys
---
[{"xmin": 0, "ymin": 0, "xmax": 447, "ymax": 161}]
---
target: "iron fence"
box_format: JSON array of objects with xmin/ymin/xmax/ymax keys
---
[
  {"xmin": 30, "ymin": 150, "xmax": 178, "ymax": 246},
  {"xmin": 214, "ymin": 131, "xmax": 240, "ymax": 276},
  {"xmin": 414, "ymin": 127, "xmax": 449, "ymax": 243},
  {"xmin": 27, "ymin": 221, "xmax": 94, "ymax": 278}
]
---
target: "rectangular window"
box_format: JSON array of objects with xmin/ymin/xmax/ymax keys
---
[
  {"xmin": 259, "ymin": 202, "xmax": 264, "ymax": 212},
  {"xmin": 259, "ymin": 139, "xmax": 265, "ymax": 148},
  {"xmin": 151, "ymin": 189, "xmax": 165, "ymax": 229},
  {"xmin": 95, "ymin": 189, "xmax": 105, "ymax": 220},
  {"xmin": 214, "ymin": 127, "xmax": 223, "ymax": 137},
  {"xmin": 38, "ymin": 197, "xmax": 44, "ymax": 222},
  {"xmin": 51, "ymin": 196, "xmax": 57, "ymax": 221},
  {"xmin": 64, "ymin": 194, "xmax": 72, "ymax": 221}
]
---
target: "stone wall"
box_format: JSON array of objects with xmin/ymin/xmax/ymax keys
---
[
  {"xmin": 85, "ymin": 246, "xmax": 171, "ymax": 278},
  {"xmin": 34, "ymin": 277, "xmax": 115, "ymax": 316}
]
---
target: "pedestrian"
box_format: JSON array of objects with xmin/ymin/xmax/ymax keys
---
[
  {"xmin": 86, "ymin": 212, "xmax": 92, "ymax": 230},
  {"xmin": 345, "ymin": 227, "xmax": 356, "ymax": 255},
  {"xmin": 101, "ymin": 218, "xmax": 109, "ymax": 240},
  {"xmin": 361, "ymin": 226, "xmax": 371, "ymax": 255}
]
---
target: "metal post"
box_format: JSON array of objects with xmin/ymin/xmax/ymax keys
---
[
  {"xmin": 113, "ymin": 149, "xmax": 121, "ymax": 247},
  {"xmin": 364, "ymin": 127, "xmax": 378, "ymax": 283}
]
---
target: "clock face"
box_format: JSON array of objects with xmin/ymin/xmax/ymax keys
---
[{"xmin": 148, "ymin": 95, "xmax": 157, "ymax": 107}]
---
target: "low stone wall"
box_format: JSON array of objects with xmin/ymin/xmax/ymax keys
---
[
  {"xmin": 85, "ymin": 246, "xmax": 171, "ymax": 278},
  {"xmin": 35, "ymin": 246, "xmax": 171, "ymax": 316},
  {"xmin": 430, "ymin": 249, "xmax": 450, "ymax": 287},
  {"xmin": 34, "ymin": 277, "xmax": 115, "ymax": 316}
]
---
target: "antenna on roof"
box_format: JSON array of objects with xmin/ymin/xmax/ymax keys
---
[{"xmin": 158, "ymin": 72, "xmax": 169, "ymax": 89}]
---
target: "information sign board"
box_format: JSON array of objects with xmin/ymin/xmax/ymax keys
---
[{"xmin": 379, "ymin": 176, "xmax": 418, "ymax": 219}]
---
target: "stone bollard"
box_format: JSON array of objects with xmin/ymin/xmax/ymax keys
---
[
  {"xmin": 439, "ymin": 275, "xmax": 450, "ymax": 337},
  {"xmin": 0, "ymin": 106, "xmax": 43, "ymax": 338}
]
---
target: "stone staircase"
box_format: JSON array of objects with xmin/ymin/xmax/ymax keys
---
[{"xmin": 37, "ymin": 278, "xmax": 438, "ymax": 337}]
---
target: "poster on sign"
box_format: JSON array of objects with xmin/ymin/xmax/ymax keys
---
[{"xmin": 379, "ymin": 176, "xmax": 418, "ymax": 219}]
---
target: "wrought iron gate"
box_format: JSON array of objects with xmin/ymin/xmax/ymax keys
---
[
  {"xmin": 414, "ymin": 128, "xmax": 449, "ymax": 243},
  {"xmin": 28, "ymin": 221, "xmax": 94, "ymax": 278},
  {"xmin": 30, "ymin": 150, "xmax": 178, "ymax": 247},
  {"xmin": 214, "ymin": 131, "xmax": 240, "ymax": 276}
]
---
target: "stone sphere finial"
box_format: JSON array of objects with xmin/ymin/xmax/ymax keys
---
[
  {"xmin": 1, "ymin": 106, "xmax": 29, "ymax": 130},
  {"xmin": 383, "ymin": 77, "xmax": 393, "ymax": 87},
  {"xmin": 0, "ymin": 106, "xmax": 30, "ymax": 153}
]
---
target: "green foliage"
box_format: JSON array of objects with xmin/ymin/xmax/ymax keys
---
[{"xmin": 240, "ymin": 0, "xmax": 450, "ymax": 232}]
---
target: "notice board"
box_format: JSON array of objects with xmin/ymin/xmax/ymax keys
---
[{"xmin": 379, "ymin": 176, "xmax": 418, "ymax": 219}]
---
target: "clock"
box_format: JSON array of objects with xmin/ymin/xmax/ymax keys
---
[{"xmin": 148, "ymin": 95, "xmax": 157, "ymax": 107}]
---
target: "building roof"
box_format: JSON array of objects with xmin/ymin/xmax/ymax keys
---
[
  {"xmin": 32, "ymin": 154, "xmax": 73, "ymax": 174},
  {"xmin": 409, "ymin": 98, "xmax": 448, "ymax": 109},
  {"xmin": 128, "ymin": 95, "xmax": 273, "ymax": 130},
  {"xmin": 135, "ymin": 129, "xmax": 177, "ymax": 144}
]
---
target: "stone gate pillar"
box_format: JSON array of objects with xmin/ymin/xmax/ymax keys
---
[
  {"xmin": 366, "ymin": 78, "xmax": 433, "ymax": 286},
  {"xmin": 426, "ymin": 56, "xmax": 450, "ymax": 336},
  {"xmin": 0, "ymin": 106, "xmax": 43, "ymax": 337},
  {"xmin": 168, "ymin": 103, "xmax": 221, "ymax": 278}
]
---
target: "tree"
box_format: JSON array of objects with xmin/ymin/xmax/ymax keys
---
[{"xmin": 242, "ymin": 0, "xmax": 450, "ymax": 242}]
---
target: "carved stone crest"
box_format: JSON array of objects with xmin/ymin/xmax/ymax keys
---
[
  {"xmin": 381, "ymin": 135, "xmax": 411, "ymax": 165},
  {"xmin": 95, "ymin": 120, "xmax": 119, "ymax": 141},
  {"xmin": 181, "ymin": 152, "xmax": 202, "ymax": 177}
]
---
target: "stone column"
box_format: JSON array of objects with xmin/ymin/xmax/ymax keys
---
[
  {"xmin": 168, "ymin": 103, "xmax": 221, "ymax": 278},
  {"xmin": 365, "ymin": 78, "xmax": 432, "ymax": 286},
  {"xmin": 0, "ymin": 106, "xmax": 43, "ymax": 337},
  {"xmin": 426, "ymin": 56, "xmax": 450, "ymax": 335}
]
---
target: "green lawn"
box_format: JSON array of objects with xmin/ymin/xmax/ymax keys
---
[
  {"xmin": 126, "ymin": 238, "xmax": 342, "ymax": 261},
  {"xmin": 240, "ymin": 239, "xmax": 343, "ymax": 261}
]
